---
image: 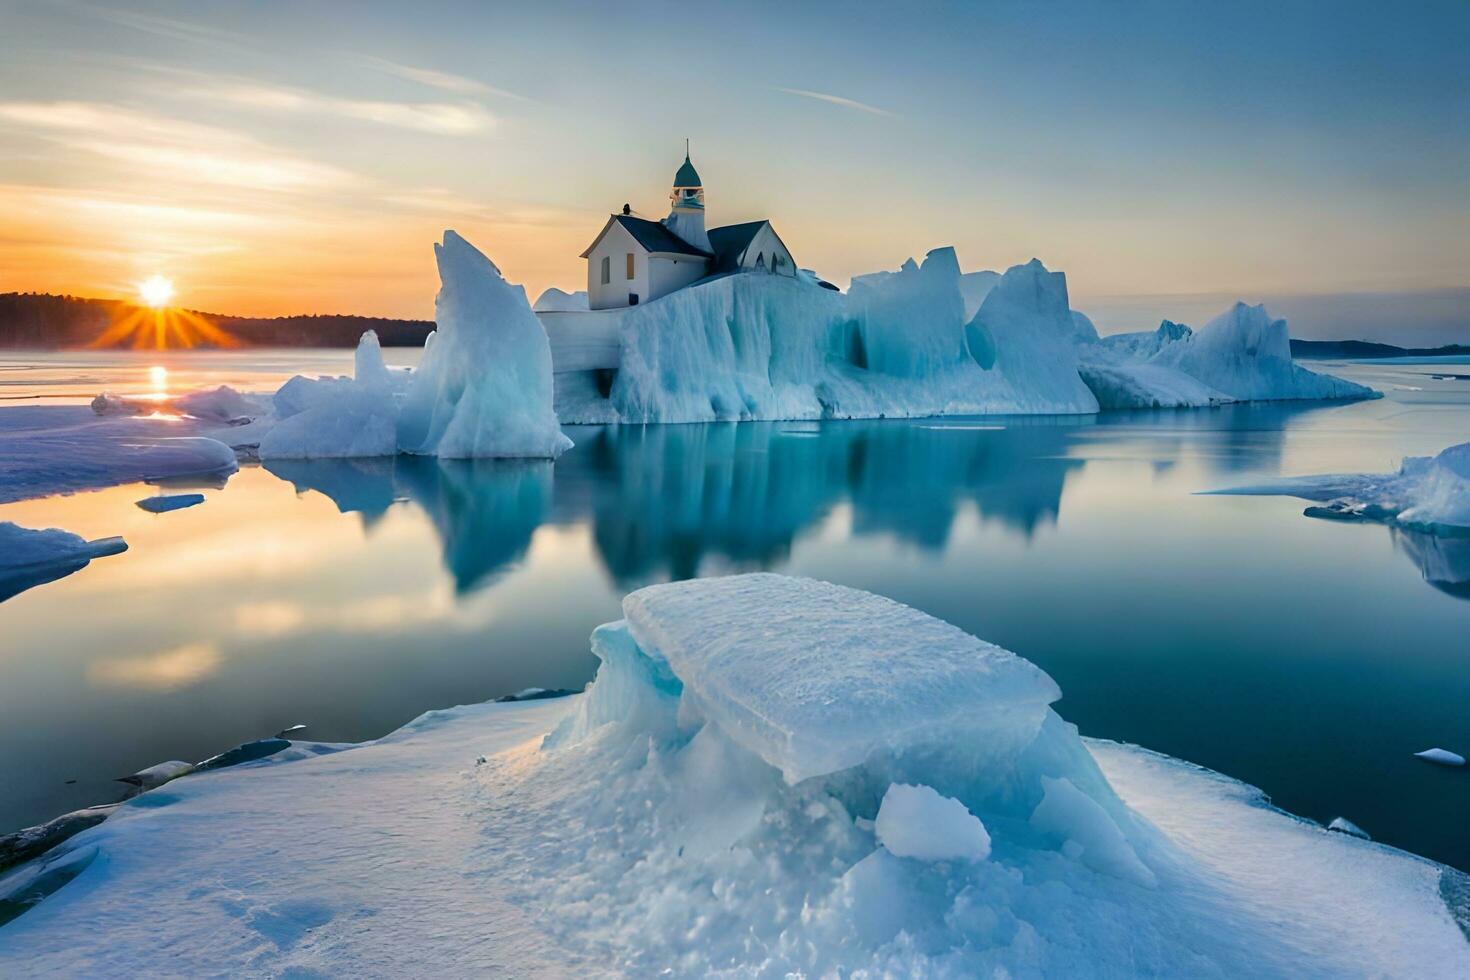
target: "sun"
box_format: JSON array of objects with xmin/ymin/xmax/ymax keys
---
[{"xmin": 137, "ymin": 274, "xmax": 175, "ymax": 309}]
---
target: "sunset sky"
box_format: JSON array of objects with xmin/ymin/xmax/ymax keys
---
[{"xmin": 1, "ymin": 0, "xmax": 1466, "ymax": 339}]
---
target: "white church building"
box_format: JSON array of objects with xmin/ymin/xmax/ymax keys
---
[{"xmin": 578, "ymin": 151, "xmax": 797, "ymax": 310}]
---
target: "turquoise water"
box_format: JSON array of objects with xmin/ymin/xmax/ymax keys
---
[{"xmin": 2, "ymin": 354, "xmax": 1469, "ymax": 871}]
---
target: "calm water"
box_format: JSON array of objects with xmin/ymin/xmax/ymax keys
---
[{"xmin": 2, "ymin": 351, "xmax": 1469, "ymax": 872}]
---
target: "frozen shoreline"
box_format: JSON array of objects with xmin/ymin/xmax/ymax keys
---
[{"xmin": 2, "ymin": 574, "xmax": 1465, "ymax": 975}]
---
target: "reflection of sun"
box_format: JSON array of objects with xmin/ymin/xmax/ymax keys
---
[
  {"xmin": 138, "ymin": 274, "xmax": 174, "ymax": 308},
  {"xmin": 149, "ymin": 364, "xmax": 168, "ymax": 393},
  {"xmin": 88, "ymin": 279, "xmax": 238, "ymax": 350}
]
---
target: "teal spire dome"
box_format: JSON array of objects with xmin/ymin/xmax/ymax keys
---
[{"xmin": 674, "ymin": 153, "xmax": 701, "ymax": 188}]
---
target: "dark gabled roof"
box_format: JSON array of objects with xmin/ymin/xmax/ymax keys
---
[
  {"xmin": 707, "ymin": 220, "xmax": 772, "ymax": 272},
  {"xmin": 673, "ymin": 154, "xmax": 701, "ymax": 187},
  {"xmin": 580, "ymin": 214, "xmax": 712, "ymax": 259}
]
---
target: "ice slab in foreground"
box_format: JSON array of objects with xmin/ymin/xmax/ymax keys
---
[
  {"xmin": 0, "ymin": 522, "xmax": 126, "ymax": 601},
  {"xmin": 5, "ymin": 574, "xmax": 1465, "ymax": 976},
  {"xmin": 1208, "ymin": 441, "xmax": 1470, "ymax": 533}
]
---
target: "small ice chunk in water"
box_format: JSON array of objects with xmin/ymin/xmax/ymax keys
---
[
  {"xmin": 1327, "ymin": 817, "xmax": 1371, "ymax": 840},
  {"xmin": 135, "ymin": 493, "xmax": 205, "ymax": 513},
  {"xmin": 1414, "ymin": 748, "xmax": 1466, "ymax": 767},
  {"xmin": 875, "ymin": 783, "xmax": 991, "ymax": 861}
]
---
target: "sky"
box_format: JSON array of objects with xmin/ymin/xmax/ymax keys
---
[{"xmin": 0, "ymin": 0, "xmax": 1467, "ymax": 341}]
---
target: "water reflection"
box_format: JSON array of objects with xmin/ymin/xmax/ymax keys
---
[
  {"xmin": 1390, "ymin": 529, "xmax": 1470, "ymax": 600},
  {"xmin": 269, "ymin": 419, "xmax": 1089, "ymax": 592}
]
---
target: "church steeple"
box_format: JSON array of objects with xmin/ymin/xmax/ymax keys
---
[{"xmin": 664, "ymin": 141, "xmax": 711, "ymax": 252}]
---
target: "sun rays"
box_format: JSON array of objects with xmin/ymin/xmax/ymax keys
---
[{"xmin": 87, "ymin": 301, "xmax": 240, "ymax": 350}]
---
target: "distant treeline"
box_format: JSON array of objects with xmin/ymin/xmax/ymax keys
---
[
  {"xmin": 0, "ymin": 293, "xmax": 435, "ymax": 349},
  {"xmin": 1290, "ymin": 339, "xmax": 1470, "ymax": 359}
]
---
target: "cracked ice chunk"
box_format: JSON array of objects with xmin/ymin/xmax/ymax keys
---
[
  {"xmin": 620, "ymin": 573, "xmax": 1061, "ymax": 783},
  {"xmin": 875, "ymin": 783, "xmax": 991, "ymax": 862}
]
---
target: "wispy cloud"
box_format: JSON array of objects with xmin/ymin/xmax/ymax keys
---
[
  {"xmin": 777, "ymin": 87, "xmax": 894, "ymax": 117},
  {"xmin": 358, "ymin": 56, "xmax": 529, "ymax": 102},
  {"xmin": 205, "ymin": 80, "xmax": 495, "ymax": 135},
  {"xmin": 0, "ymin": 101, "xmax": 358, "ymax": 192}
]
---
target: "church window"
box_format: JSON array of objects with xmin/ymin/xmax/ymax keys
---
[
  {"xmin": 601, "ymin": 256, "xmax": 610, "ymax": 285},
  {"xmin": 626, "ymin": 253, "xmax": 635, "ymax": 279},
  {"xmin": 756, "ymin": 252, "xmax": 765, "ymax": 270}
]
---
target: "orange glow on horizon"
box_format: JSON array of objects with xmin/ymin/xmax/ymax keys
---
[{"xmin": 87, "ymin": 304, "xmax": 241, "ymax": 351}]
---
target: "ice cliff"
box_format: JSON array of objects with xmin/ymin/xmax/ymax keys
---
[{"xmin": 5, "ymin": 574, "xmax": 1466, "ymax": 975}]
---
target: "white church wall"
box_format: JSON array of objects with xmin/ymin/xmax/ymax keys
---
[
  {"xmin": 587, "ymin": 222, "xmax": 651, "ymax": 310},
  {"xmin": 649, "ymin": 255, "xmax": 708, "ymax": 302}
]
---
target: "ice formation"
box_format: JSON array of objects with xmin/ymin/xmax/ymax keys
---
[
  {"xmin": 1415, "ymin": 748, "xmax": 1466, "ymax": 767},
  {"xmin": 874, "ymin": 783, "xmax": 992, "ymax": 862},
  {"xmin": 3, "ymin": 573, "xmax": 1466, "ymax": 976},
  {"xmin": 397, "ymin": 232, "xmax": 572, "ymax": 459},
  {"xmin": 1075, "ymin": 306, "xmax": 1377, "ymax": 409},
  {"xmin": 233, "ymin": 234, "xmax": 573, "ymax": 461},
  {"xmin": 0, "ymin": 522, "xmax": 127, "ymax": 601},
  {"xmin": 1208, "ymin": 442, "xmax": 1470, "ymax": 534},
  {"xmin": 566, "ymin": 253, "xmax": 1102, "ymax": 423},
  {"xmin": 533, "ymin": 287, "xmax": 589, "ymax": 312}
]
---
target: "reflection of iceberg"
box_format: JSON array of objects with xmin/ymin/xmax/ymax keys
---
[
  {"xmin": 262, "ymin": 455, "xmax": 550, "ymax": 593},
  {"xmin": 563, "ymin": 420, "xmax": 1084, "ymax": 586},
  {"xmin": 1392, "ymin": 529, "xmax": 1470, "ymax": 600}
]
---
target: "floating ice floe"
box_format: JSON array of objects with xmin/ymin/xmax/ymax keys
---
[
  {"xmin": 1207, "ymin": 442, "xmax": 1470, "ymax": 534},
  {"xmin": 134, "ymin": 492, "xmax": 205, "ymax": 513},
  {"xmin": 1415, "ymin": 748, "xmax": 1466, "ymax": 767},
  {"xmin": 0, "ymin": 522, "xmax": 127, "ymax": 601},
  {"xmin": 4, "ymin": 573, "xmax": 1465, "ymax": 975}
]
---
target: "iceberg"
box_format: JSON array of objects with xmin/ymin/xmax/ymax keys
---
[
  {"xmin": 1, "ymin": 574, "xmax": 1467, "ymax": 975},
  {"xmin": 397, "ymin": 232, "xmax": 572, "ymax": 459},
  {"xmin": 1207, "ymin": 442, "xmax": 1470, "ymax": 534},
  {"xmin": 1150, "ymin": 303, "xmax": 1378, "ymax": 403},
  {"xmin": 578, "ymin": 253, "xmax": 1100, "ymax": 423},
  {"xmin": 1076, "ymin": 306, "xmax": 1377, "ymax": 409},
  {"xmin": 533, "ymin": 287, "xmax": 589, "ymax": 312},
  {"xmin": 243, "ymin": 233, "xmax": 573, "ymax": 462},
  {"xmin": 0, "ymin": 522, "xmax": 127, "ymax": 601}
]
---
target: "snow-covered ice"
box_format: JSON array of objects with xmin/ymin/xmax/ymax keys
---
[
  {"xmin": 0, "ymin": 522, "xmax": 127, "ymax": 601},
  {"xmin": 0, "ymin": 405, "xmax": 239, "ymax": 504},
  {"xmin": 3, "ymin": 573, "xmax": 1466, "ymax": 976},
  {"xmin": 1208, "ymin": 442, "xmax": 1470, "ymax": 534},
  {"xmin": 1328, "ymin": 817, "xmax": 1372, "ymax": 840}
]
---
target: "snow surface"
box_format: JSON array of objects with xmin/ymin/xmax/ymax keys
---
[
  {"xmin": 0, "ymin": 522, "xmax": 127, "ymax": 601},
  {"xmin": 1208, "ymin": 442, "xmax": 1470, "ymax": 533},
  {"xmin": 5, "ymin": 574, "xmax": 1465, "ymax": 976}
]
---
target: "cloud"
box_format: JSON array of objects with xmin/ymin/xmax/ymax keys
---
[
  {"xmin": 358, "ymin": 56, "xmax": 528, "ymax": 102},
  {"xmin": 0, "ymin": 101, "xmax": 359, "ymax": 192},
  {"xmin": 776, "ymin": 87, "xmax": 894, "ymax": 117},
  {"xmin": 201, "ymin": 81, "xmax": 495, "ymax": 135},
  {"xmin": 88, "ymin": 642, "xmax": 222, "ymax": 690}
]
